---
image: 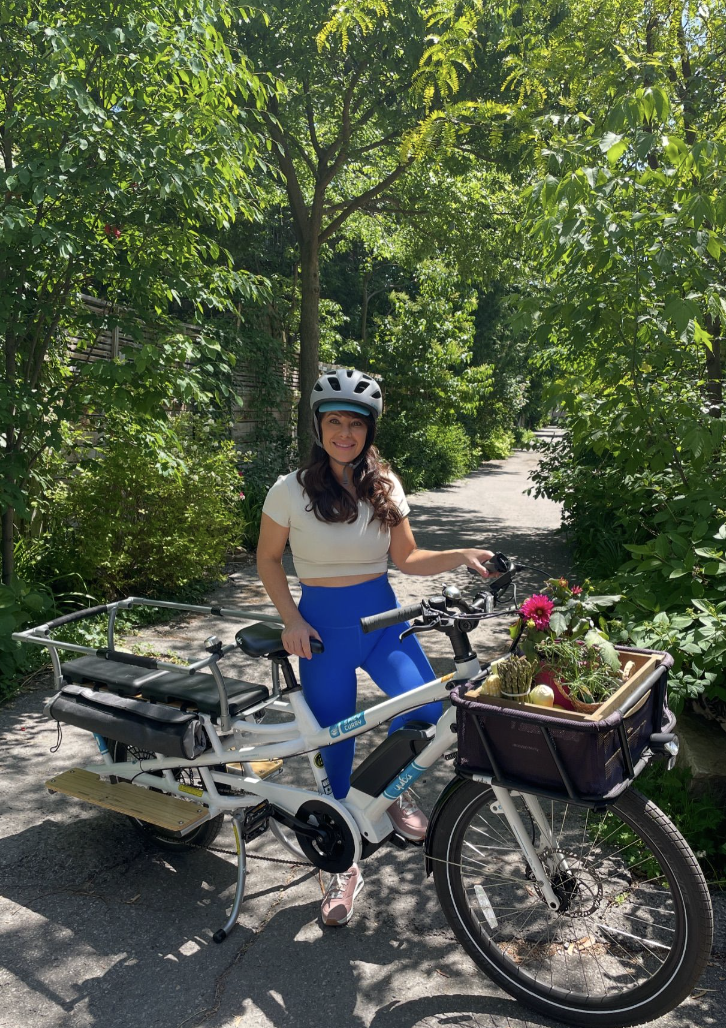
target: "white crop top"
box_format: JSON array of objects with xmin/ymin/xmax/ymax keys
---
[{"xmin": 262, "ymin": 470, "xmax": 410, "ymax": 579}]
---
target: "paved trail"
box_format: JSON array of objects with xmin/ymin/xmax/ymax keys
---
[{"xmin": 1, "ymin": 436, "xmax": 722, "ymax": 1028}]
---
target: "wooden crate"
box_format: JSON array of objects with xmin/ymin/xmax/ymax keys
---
[{"xmin": 464, "ymin": 649, "xmax": 660, "ymax": 723}]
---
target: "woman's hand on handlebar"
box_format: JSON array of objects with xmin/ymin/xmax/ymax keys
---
[
  {"xmin": 282, "ymin": 617, "xmax": 322, "ymax": 660},
  {"xmin": 460, "ymin": 548, "xmax": 497, "ymax": 578}
]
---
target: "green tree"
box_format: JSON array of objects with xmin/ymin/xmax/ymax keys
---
[
  {"xmin": 239, "ymin": 0, "xmax": 507, "ymax": 455},
  {"xmin": 0, "ymin": 0, "xmax": 269, "ymax": 582},
  {"xmin": 368, "ymin": 262, "xmax": 495, "ymax": 488},
  {"xmin": 516, "ymin": 0, "xmax": 726, "ymax": 703}
]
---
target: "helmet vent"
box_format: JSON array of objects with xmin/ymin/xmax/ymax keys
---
[{"xmin": 329, "ymin": 378, "xmax": 341, "ymax": 391}]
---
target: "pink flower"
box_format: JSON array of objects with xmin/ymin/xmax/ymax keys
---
[
  {"xmin": 571, "ymin": 585, "xmax": 583, "ymax": 596},
  {"xmin": 520, "ymin": 594, "xmax": 555, "ymax": 631},
  {"xmin": 238, "ymin": 491, "xmax": 245, "ymax": 500}
]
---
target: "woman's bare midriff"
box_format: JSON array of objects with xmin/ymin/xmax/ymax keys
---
[{"xmin": 299, "ymin": 572, "xmax": 386, "ymax": 588}]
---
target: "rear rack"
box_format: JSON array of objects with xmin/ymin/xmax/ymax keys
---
[{"xmin": 12, "ymin": 597, "xmax": 284, "ymax": 730}]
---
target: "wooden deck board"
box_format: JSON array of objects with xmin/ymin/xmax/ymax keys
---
[{"xmin": 46, "ymin": 768, "xmax": 210, "ymax": 833}]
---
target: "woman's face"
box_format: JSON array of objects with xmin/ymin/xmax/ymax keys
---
[{"xmin": 320, "ymin": 411, "xmax": 369, "ymax": 465}]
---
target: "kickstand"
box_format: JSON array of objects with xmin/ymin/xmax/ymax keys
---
[{"xmin": 213, "ymin": 812, "xmax": 247, "ymax": 944}]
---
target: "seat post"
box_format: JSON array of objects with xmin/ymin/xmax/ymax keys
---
[{"xmin": 270, "ymin": 655, "xmax": 301, "ymax": 692}]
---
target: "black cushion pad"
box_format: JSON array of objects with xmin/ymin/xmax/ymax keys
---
[{"xmin": 61, "ymin": 656, "xmax": 268, "ymax": 717}]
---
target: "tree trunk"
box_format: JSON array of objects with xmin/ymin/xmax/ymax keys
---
[
  {"xmin": 360, "ymin": 269, "xmax": 372, "ymax": 353},
  {"xmin": 297, "ymin": 234, "xmax": 321, "ymax": 459},
  {"xmin": 2, "ymin": 331, "xmax": 16, "ymax": 583}
]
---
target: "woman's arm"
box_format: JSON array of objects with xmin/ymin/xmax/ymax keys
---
[
  {"xmin": 256, "ymin": 513, "xmax": 321, "ymax": 659},
  {"xmin": 389, "ymin": 517, "xmax": 495, "ymax": 577}
]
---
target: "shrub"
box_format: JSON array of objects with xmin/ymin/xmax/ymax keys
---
[
  {"xmin": 378, "ymin": 418, "xmax": 478, "ymax": 493},
  {"xmin": 47, "ymin": 416, "xmax": 244, "ymax": 598},
  {"xmin": 479, "ymin": 428, "xmax": 515, "ymax": 461},
  {"xmin": 0, "ymin": 578, "xmax": 55, "ymax": 696}
]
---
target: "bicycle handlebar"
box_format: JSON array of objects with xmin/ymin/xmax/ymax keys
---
[
  {"xmin": 360, "ymin": 552, "xmax": 530, "ymax": 635},
  {"xmin": 360, "ymin": 602, "xmax": 423, "ymax": 634}
]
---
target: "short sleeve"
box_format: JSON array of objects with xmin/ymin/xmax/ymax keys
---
[
  {"xmin": 387, "ymin": 471, "xmax": 410, "ymax": 519},
  {"xmin": 262, "ymin": 476, "xmax": 291, "ymax": 528}
]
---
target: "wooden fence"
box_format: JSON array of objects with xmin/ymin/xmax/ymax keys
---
[{"xmin": 69, "ymin": 295, "xmax": 300, "ymax": 449}]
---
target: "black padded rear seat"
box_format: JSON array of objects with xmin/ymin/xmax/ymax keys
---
[{"xmin": 61, "ymin": 656, "xmax": 268, "ymax": 717}]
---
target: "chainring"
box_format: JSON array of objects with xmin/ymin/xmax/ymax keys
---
[{"xmin": 294, "ymin": 800, "xmax": 357, "ymax": 873}]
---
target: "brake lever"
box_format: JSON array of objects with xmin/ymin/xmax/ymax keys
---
[{"xmin": 399, "ymin": 619, "xmax": 446, "ymax": 641}]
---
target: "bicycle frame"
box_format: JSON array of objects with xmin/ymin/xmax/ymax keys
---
[
  {"xmin": 93, "ymin": 670, "xmax": 464, "ymax": 841},
  {"xmin": 15, "ymin": 592, "xmax": 563, "ymax": 919}
]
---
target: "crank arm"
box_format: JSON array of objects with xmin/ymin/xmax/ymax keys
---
[{"xmin": 271, "ymin": 806, "xmax": 327, "ymax": 844}]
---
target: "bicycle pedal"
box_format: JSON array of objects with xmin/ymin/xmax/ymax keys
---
[{"xmin": 241, "ymin": 800, "xmax": 272, "ymax": 842}]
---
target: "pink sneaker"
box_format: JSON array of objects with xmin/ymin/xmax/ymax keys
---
[
  {"xmin": 320, "ymin": 864, "xmax": 364, "ymax": 926},
  {"xmin": 388, "ymin": 791, "xmax": 428, "ymax": 841}
]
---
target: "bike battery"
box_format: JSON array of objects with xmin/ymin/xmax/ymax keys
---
[
  {"xmin": 349, "ymin": 720, "xmax": 435, "ymax": 797},
  {"xmin": 45, "ymin": 684, "xmax": 208, "ymax": 760}
]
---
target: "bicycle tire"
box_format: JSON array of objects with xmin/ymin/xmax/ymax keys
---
[
  {"xmin": 110, "ymin": 741, "xmax": 224, "ymax": 851},
  {"xmin": 431, "ymin": 781, "xmax": 712, "ymax": 1028}
]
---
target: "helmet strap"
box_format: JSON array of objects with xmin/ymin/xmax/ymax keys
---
[{"xmin": 328, "ymin": 453, "xmax": 365, "ymax": 486}]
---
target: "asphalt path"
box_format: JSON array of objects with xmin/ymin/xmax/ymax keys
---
[{"xmin": 1, "ymin": 434, "xmax": 724, "ymax": 1028}]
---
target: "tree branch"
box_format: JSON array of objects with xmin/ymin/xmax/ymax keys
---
[
  {"xmin": 287, "ymin": 131, "xmax": 317, "ymax": 177},
  {"xmin": 302, "ymin": 79, "xmax": 323, "ymax": 160},
  {"xmin": 318, "ymin": 60, "xmax": 368, "ymax": 172},
  {"xmin": 349, "ymin": 129, "xmax": 403, "ymax": 157},
  {"xmin": 319, "ymin": 160, "xmax": 413, "ymax": 243},
  {"xmin": 262, "ymin": 105, "xmax": 310, "ymax": 243}
]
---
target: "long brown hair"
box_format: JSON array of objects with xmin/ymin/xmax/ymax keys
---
[{"xmin": 296, "ymin": 416, "xmax": 404, "ymax": 526}]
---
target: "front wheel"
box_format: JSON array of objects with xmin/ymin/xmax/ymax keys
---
[{"xmin": 431, "ymin": 781, "xmax": 712, "ymax": 1028}]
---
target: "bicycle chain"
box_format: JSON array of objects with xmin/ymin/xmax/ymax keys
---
[{"xmin": 186, "ymin": 840, "xmax": 312, "ymax": 867}]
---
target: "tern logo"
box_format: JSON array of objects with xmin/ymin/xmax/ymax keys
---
[{"xmin": 314, "ymin": 752, "xmax": 325, "ymax": 769}]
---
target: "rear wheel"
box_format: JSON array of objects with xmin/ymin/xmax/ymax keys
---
[
  {"xmin": 110, "ymin": 741, "xmax": 224, "ymax": 851},
  {"xmin": 431, "ymin": 781, "xmax": 712, "ymax": 1028}
]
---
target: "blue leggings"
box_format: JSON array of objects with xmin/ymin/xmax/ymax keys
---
[{"xmin": 298, "ymin": 575, "xmax": 442, "ymax": 799}]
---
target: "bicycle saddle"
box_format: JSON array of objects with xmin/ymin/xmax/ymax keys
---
[{"xmin": 235, "ymin": 623, "xmax": 324, "ymax": 658}]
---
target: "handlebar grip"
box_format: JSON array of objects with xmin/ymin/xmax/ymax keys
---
[
  {"xmin": 360, "ymin": 602, "xmax": 423, "ymax": 634},
  {"xmin": 42, "ymin": 604, "xmax": 110, "ymax": 631},
  {"xmin": 311, "ymin": 639, "xmax": 324, "ymax": 654}
]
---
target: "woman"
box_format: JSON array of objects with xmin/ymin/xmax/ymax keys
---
[{"xmin": 257, "ymin": 368, "xmax": 495, "ymax": 926}]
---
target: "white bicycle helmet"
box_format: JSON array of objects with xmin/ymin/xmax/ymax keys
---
[{"xmin": 311, "ymin": 368, "xmax": 383, "ymax": 422}]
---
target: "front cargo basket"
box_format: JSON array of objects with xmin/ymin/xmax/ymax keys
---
[{"xmin": 451, "ymin": 647, "xmax": 675, "ymax": 804}]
